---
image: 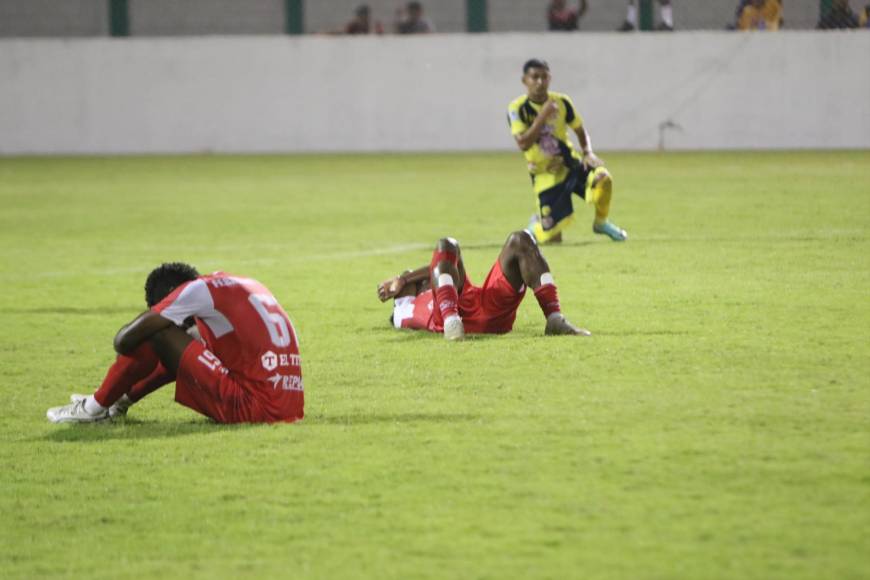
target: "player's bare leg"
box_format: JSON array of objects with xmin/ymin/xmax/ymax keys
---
[
  {"xmin": 430, "ymin": 237, "xmax": 466, "ymax": 341},
  {"xmin": 148, "ymin": 325, "xmax": 194, "ymax": 374},
  {"xmin": 498, "ymin": 230, "xmax": 591, "ymax": 336}
]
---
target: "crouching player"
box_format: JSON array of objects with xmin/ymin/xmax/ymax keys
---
[
  {"xmin": 508, "ymin": 58, "xmax": 627, "ymax": 243},
  {"xmin": 377, "ymin": 231, "xmax": 590, "ymax": 340},
  {"xmin": 47, "ymin": 263, "xmax": 304, "ymax": 424}
]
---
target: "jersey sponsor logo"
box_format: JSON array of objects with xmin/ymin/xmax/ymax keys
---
[
  {"xmin": 266, "ymin": 373, "xmax": 304, "ymax": 392},
  {"xmin": 538, "ymin": 125, "xmax": 560, "ymax": 156},
  {"xmin": 508, "ymin": 110, "xmax": 520, "ymax": 122},
  {"xmin": 261, "ymin": 350, "xmax": 278, "ymax": 371},
  {"xmin": 279, "ymin": 353, "xmax": 301, "ymax": 367}
]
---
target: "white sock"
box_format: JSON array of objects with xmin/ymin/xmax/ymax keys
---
[
  {"xmin": 444, "ymin": 314, "xmax": 462, "ymax": 325},
  {"xmin": 540, "ymin": 272, "xmax": 554, "ymax": 286},
  {"xmin": 84, "ymin": 395, "xmax": 106, "ymax": 415},
  {"xmin": 660, "ymin": 4, "xmax": 673, "ymax": 27},
  {"xmin": 626, "ymin": 2, "xmax": 637, "ymax": 26},
  {"xmin": 437, "ymin": 273, "xmax": 454, "ymax": 287}
]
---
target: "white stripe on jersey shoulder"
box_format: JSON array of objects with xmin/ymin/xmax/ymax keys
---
[
  {"xmin": 160, "ymin": 279, "xmax": 213, "ymax": 326},
  {"xmin": 161, "ymin": 278, "xmax": 234, "ymax": 338}
]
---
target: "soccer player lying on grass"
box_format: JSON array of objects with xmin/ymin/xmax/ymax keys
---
[
  {"xmin": 46, "ymin": 263, "xmax": 304, "ymax": 424},
  {"xmin": 508, "ymin": 58, "xmax": 627, "ymax": 244},
  {"xmin": 377, "ymin": 231, "xmax": 590, "ymax": 340}
]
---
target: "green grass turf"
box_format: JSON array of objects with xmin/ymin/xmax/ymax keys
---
[{"xmin": 0, "ymin": 151, "xmax": 868, "ymax": 579}]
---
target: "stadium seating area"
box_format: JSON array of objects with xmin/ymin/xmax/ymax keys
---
[{"xmin": 1, "ymin": 0, "xmax": 867, "ymax": 36}]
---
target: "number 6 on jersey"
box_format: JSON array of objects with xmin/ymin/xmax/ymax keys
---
[{"xmin": 248, "ymin": 293, "xmax": 295, "ymax": 348}]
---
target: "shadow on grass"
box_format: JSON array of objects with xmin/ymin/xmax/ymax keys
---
[
  {"xmin": 39, "ymin": 418, "xmax": 256, "ymax": 443},
  {"xmin": 310, "ymin": 412, "xmax": 480, "ymax": 426},
  {"xmin": 595, "ymin": 330, "xmax": 692, "ymax": 336},
  {"xmin": 380, "ymin": 331, "xmax": 503, "ymax": 343}
]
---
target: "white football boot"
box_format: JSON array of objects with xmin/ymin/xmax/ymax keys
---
[
  {"xmin": 443, "ymin": 315, "xmax": 466, "ymax": 341},
  {"xmin": 69, "ymin": 393, "xmax": 132, "ymax": 419},
  {"xmin": 46, "ymin": 398, "xmax": 109, "ymax": 424}
]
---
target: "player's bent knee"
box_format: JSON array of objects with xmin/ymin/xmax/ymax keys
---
[
  {"xmin": 592, "ymin": 169, "xmax": 612, "ymax": 186},
  {"xmin": 435, "ymin": 237, "xmax": 460, "ymax": 254},
  {"xmin": 506, "ymin": 230, "xmax": 537, "ymax": 254}
]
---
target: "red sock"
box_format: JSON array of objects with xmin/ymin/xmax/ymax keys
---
[
  {"xmin": 435, "ymin": 284, "xmax": 460, "ymax": 320},
  {"xmin": 93, "ymin": 344, "xmax": 160, "ymax": 407},
  {"xmin": 128, "ymin": 363, "xmax": 175, "ymax": 403},
  {"xmin": 534, "ymin": 283, "xmax": 561, "ymax": 318}
]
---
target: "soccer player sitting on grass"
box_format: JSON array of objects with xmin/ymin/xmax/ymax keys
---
[
  {"xmin": 508, "ymin": 59, "xmax": 627, "ymax": 244},
  {"xmin": 377, "ymin": 231, "xmax": 590, "ymax": 340},
  {"xmin": 46, "ymin": 263, "xmax": 304, "ymax": 424}
]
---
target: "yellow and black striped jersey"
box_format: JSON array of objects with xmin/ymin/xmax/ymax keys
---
[{"xmin": 507, "ymin": 91, "xmax": 584, "ymax": 194}]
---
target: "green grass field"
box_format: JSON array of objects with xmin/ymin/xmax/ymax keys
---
[{"xmin": 1, "ymin": 151, "xmax": 868, "ymax": 579}]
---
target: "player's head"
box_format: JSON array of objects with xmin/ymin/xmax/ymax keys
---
[
  {"xmin": 522, "ymin": 59, "xmax": 551, "ymax": 100},
  {"xmin": 407, "ymin": 1, "xmax": 423, "ymax": 19},
  {"xmin": 144, "ymin": 262, "xmax": 200, "ymax": 307},
  {"xmin": 355, "ymin": 4, "xmax": 370, "ymax": 19}
]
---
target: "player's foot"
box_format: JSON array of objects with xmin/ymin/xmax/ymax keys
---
[
  {"xmin": 657, "ymin": 22, "xmax": 674, "ymax": 31},
  {"xmin": 593, "ymin": 221, "xmax": 628, "ymax": 242},
  {"xmin": 46, "ymin": 398, "xmax": 109, "ymax": 424},
  {"xmin": 443, "ymin": 315, "xmax": 465, "ymax": 341},
  {"xmin": 618, "ymin": 20, "xmax": 636, "ymax": 31},
  {"xmin": 70, "ymin": 393, "xmax": 132, "ymax": 419},
  {"xmin": 545, "ymin": 313, "xmax": 592, "ymax": 337}
]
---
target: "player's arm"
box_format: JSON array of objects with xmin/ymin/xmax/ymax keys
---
[
  {"xmin": 514, "ymin": 100, "xmax": 559, "ymax": 151},
  {"xmin": 113, "ymin": 311, "xmax": 174, "ymax": 355},
  {"xmin": 572, "ymin": 124, "xmax": 604, "ymax": 169},
  {"xmin": 377, "ymin": 265, "xmax": 430, "ymax": 302}
]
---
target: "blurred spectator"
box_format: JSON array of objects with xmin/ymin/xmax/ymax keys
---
[
  {"xmin": 619, "ymin": 0, "xmax": 674, "ymax": 31},
  {"xmin": 344, "ymin": 5, "xmax": 383, "ymax": 34},
  {"xmin": 817, "ymin": 0, "xmax": 860, "ymax": 28},
  {"xmin": 862, "ymin": 4, "xmax": 870, "ymax": 26},
  {"xmin": 548, "ymin": 0, "xmax": 588, "ymax": 31},
  {"xmin": 737, "ymin": 0, "xmax": 782, "ymax": 30},
  {"xmin": 395, "ymin": 2, "xmax": 434, "ymax": 34}
]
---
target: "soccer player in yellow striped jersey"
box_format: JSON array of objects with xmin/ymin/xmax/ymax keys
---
[{"xmin": 508, "ymin": 59, "xmax": 627, "ymax": 243}]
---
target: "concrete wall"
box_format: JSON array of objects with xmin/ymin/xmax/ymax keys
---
[
  {"xmin": 1, "ymin": 31, "xmax": 868, "ymax": 154},
  {"xmin": 130, "ymin": 0, "xmax": 285, "ymax": 36},
  {"xmin": 0, "ymin": 0, "xmax": 107, "ymax": 37}
]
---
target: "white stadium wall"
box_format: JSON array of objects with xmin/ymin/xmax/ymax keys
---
[{"xmin": 0, "ymin": 31, "xmax": 868, "ymax": 155}]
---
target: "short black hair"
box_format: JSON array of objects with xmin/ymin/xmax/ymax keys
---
[
  {"xmin": 408, "ymin": 1, "xmax": 422, "ymax": 11},
  {"xmin": 355, "ymin": 4, "xmax": 369, "ymax": 16},
  {"xmin": 144, "ymin": 262, "xmax": 199, "ymax": 307},
  {"xmin": 523, "ymin": 58, "xmax": 550, "ymax": 74}
]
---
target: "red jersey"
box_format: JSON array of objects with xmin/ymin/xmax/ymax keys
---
[
  {"xmin": 153, "ymin": 273, "xmax": 302, "ymax": 420},
  {"xmin": 395, "ymin": 261, "xmax": 525, "ymax": 335}
]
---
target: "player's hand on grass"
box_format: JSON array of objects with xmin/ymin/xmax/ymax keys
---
[
  {"xmin": 583, "ymin": 152, "xmax": 604, "ymax": 169},
  {"xmin": 377, "ymin": 276, "xmax": 406, "ymax": 302}
]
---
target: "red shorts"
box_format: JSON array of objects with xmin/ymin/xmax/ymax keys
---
[
  {"xmin": 174, "ymin": 341, "xmax": 303, "ymax": 424},
  {"xmin": 395, "ymin": 260, "xmax": 525, "ymax": 335}
]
